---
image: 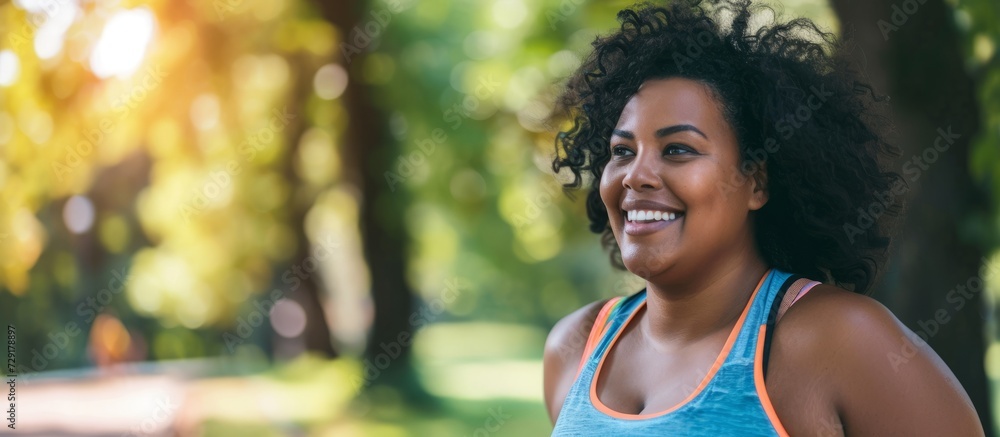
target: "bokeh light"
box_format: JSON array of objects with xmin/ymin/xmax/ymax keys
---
[
  {"xmin": 189, "ymin": 93, "xmax": 220, "ymax": 131},
  {"xmin": 0, "ymin": 50, "xmax": 19, "ymax": 86},
  {"xmin": 32, "ymin": 2, "xmax": 78, "ymax": 60},
  {"xmin": 270, "ymin": 298, "xmax": 307, "ymax": 338},
  {"xmin": 62, "ymin": 195, "xmax": 95, "ymax": 235},
  {"xmin": 89, "ymin": 7, "xmax": 156, "ymax": 79},
  {"xmin": 313, "ymin": 63, "xmax": 348, "ymax": 100}
]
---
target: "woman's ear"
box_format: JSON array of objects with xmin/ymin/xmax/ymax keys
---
[{"xmin": 748, "ymin": 162, "xmax": 769, "ymax": 211}]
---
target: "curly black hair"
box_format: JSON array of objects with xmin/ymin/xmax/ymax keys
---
[{"xmin": 551, "ymin": 0, "xmax": 903, "ymax": 293}]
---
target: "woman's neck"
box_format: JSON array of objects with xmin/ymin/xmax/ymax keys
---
[{"xmin": 639, "ymin": 249, "xmax": 770, "ymax": 350}]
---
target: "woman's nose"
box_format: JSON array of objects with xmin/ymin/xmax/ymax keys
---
[{"xmin": 622, "ymin": 153, "xmax": 661, "ymax": 191}]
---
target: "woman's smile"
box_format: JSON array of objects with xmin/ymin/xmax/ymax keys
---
[
  {"xmin": 623, "ymin": 210, "xmax": 683, "ymax": 236},
  {"xmin": 621, "ymin": 199, "xmax": 686, "ymax": 236}
]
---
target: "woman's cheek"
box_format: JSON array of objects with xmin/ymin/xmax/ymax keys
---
[{"xmin": 599, "ymin": 167, "xmax": 622, "ymax": 195}]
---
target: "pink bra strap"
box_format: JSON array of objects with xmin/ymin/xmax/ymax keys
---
[{"xmin": 775, "ymin": 279, "xmax": 820, "ymax": 323}]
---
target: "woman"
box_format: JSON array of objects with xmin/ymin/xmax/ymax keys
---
[{"xmin": 543, "ymin": 1, "xmax": 985, "ymax": 435}]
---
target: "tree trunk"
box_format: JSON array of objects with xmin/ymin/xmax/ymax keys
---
[
  {"xmin": 276, "ymin": 52, "xmax": 338, "ymax": 359},
  {"xmin": 829, "ymin": 0, "xmax": 993, "ymax": 432},
  {"xmin": 312, "ymin": 0, "xmax": 424, "ymax": 397}
]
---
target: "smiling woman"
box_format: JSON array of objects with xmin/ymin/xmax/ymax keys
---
[{"xmin": 543, "ymin": 0, "xmax": 986, "ymax": 436}]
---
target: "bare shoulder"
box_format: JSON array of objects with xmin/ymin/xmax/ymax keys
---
[
  {"xmin": 543, "ymin": 298, "xmax": 612, "ymax": 424},
  {"xmin": 545, "ymin": 298, "xmax": 610, "ymax": 363},
  {"xmin": 772, "ymin": 283, "xmax": 898, "ymax": 349},
  {"xmin": 771, "ymin": 284, "xmax": 984, "ymax": 435}
]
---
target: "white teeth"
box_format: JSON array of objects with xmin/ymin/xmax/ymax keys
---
[{"xmin": 625, "ymin": 210, "xmax": 680, "ymax": 222}]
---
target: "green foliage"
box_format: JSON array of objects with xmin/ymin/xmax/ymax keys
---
[
  {"xmin": 951, "ymin": 0, "xmax": 1000, "ymax": 433},
  {"xmin": 0, "ymin": 0, "xmax": 346, "ymax": 363}
]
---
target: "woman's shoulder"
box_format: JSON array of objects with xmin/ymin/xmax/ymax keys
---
[
  {"xmin": 770, "ymin": 283, "xmax": 984, "ymax": 435},
  {"xmin": 543, "ymin": 290, "xmax": 642, "ymax": 366},
  {"xmin": 775, "ymin": 283, "xmax": 893, "ymax": 332},
  {"xmin": 772, "ymin": 283, "xmax": 911, "ymax": 352},
  {"xmin": 771, "ymin": 282, "xmax": 923, "ymax": 372},
  {"xmin": 544, "ymin": 298, "xmax": 613, "ymax": 372},
  {"xmin": 542, "ymin": 297, "xmax": 614, "ymax": 422}
]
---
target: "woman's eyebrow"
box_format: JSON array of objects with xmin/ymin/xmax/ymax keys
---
[{"xmin": 611, "ymin": 124, "xmax": 708, "ymax": 140}]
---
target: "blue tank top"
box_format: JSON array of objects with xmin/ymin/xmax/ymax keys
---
[{"xmin": 552, "ymin": 268, "xmax": 802, "ymax": 436}]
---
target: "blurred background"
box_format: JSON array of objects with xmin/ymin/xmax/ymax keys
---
[{"xmin": 0, "ymin": 0, "xmax": 997, "ymax": 435}]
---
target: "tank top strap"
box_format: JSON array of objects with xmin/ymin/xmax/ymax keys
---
[
  {"xmin": 575, "ymin": 296, "xmax": 625, "ymax": 377},
  {"xmin": 759, "ymin": 276, "xmax": 822, "ymax": 377},
  {"xmin": 575, "ymin": 290, "xmax": 647, "ymax": 378},
  {"xmin": 722, "ymin": 269, "xmax": 795, "ymax": 365}
]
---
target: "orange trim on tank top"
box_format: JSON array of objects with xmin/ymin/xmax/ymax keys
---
[
  {"xmin": 754, "ymin": 324, "xmax": 792, "ymax": 437},
  {"xmin": 589, "ymin": 269, "xmax": 772, "ymax": 420},
  {"xmin": 575, "ymin": 296, "xmax": 624, "ymax": 379}
]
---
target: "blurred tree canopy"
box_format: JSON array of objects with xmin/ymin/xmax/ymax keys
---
[{"xmin": 0, "ymin": 0, "xmax": 349, "ymax": 367}]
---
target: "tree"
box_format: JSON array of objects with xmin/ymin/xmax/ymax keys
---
[
  {"xmin": 311, "ymin": 0, "xmax": 422, "ymax": 395},
  {"xmin": 829, "ymin": 0, "xmax": 993, "ymax": 432}
]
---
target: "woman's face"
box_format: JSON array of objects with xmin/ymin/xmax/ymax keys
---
[{"xmin": 599, "ymin": 78, "xmax": 767, "ymax": 280}]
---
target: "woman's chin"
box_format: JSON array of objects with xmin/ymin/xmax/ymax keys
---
[
  {"xmin": 616, "ymin": 224, "xmax": 689, "ymax": 279},
  {"xmin": 621, "ymin": 256, "xmax": 668, "ymax": 280}
]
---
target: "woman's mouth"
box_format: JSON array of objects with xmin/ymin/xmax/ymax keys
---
[{"xmin": 622, "ymin": 209, "xmax": 684, "ymax": 236}]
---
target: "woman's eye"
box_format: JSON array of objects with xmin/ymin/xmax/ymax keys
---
[
  {"xmin": 611, "ymin": 144, "xmax": 694, "ymax": 157},
  {"xmin": 664, "ymin": 144, "xmax": 693, "ymax": 156},
  {"xmin": 611, "ymin": 145, "xmax": 633, "ymax": 156}
]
